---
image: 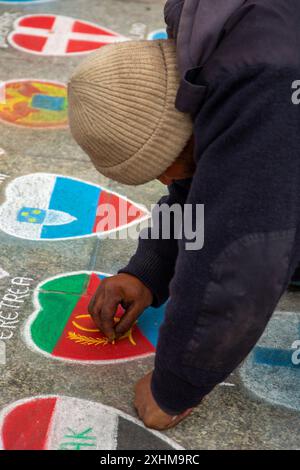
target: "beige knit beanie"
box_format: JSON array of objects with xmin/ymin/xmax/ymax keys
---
[{"xmin": 68, "ymin": 39, "xmax": 193, "ymax": 185}]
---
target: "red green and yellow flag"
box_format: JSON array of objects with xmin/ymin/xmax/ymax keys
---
[{"xmin": 26, "ymin": 272, "xmax": 165, "ymax": 363}]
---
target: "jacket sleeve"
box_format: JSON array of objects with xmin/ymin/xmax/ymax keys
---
[
  {"xmin": 150, "ymin": 64, "xmax": 300, "ymax": 414},
  {"xmin": 119, "ymin": 179, "xmax": 191, "ymax": 306}
]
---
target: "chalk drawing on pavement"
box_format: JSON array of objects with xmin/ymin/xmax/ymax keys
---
[
  {"xmin": 0, "ymin": 396, "xmax": 182, "ymax": 450},
  {"xmin": 0, "ymin": 80, "xmax": 68, "ymax": 128},
  {"xmin": 23, "ymin": 271, "xmax": 165, "ymax": 364},
  {"xmin": 240, "ymin": 311, "xmax": 300, "ymax": 411},
  {"xmin": 0, "ymin": 173, "xmax": 150, "ymax": 241},
  {"xmin": 8, "ymin": 14, "xmax": 127, "ymax": 56}
]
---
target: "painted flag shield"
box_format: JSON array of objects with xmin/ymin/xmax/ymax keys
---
[
  {"xmin": 8, "ymin": 14, "xmax": 127, "ymax": 56},
  {"xmin": 0, "ymin": 173, "xmax": 150, "ymax": 240},
  {"xmin": 0, "ymin": 396, "xmax": 182, "ymax": 450},
  {"xmin": 0, "ymin": 80, "xmax": 68, "ymax": 128},
  {"xmin": 24, "ymin": 271, "xmax": 165, "ymax": 363}
]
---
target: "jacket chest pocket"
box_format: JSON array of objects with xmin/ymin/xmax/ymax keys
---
[{"xmin": 176, "ymin": 66, "xmax": 208, "ymax": 117}]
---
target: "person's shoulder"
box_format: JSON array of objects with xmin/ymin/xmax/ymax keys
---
[{"xmin": 202, "ymin": 0, "xmax": 300, "ymax": 84}]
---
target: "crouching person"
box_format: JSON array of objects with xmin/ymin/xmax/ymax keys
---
[{"xmin": 68, "ymin": 0, "xmax": 300, "ymax": 430}]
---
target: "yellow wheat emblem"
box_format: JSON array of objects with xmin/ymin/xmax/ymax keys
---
[
  {"xmin": 67, "ymin": 321, "xmax": 136, "ymax": 347},
  {"xmin": 67, "ymin": 331, "xmax": 110, "ymax": 346}
]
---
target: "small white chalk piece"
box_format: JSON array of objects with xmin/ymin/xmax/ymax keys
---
[
  {"xmin": 0, "ymin": 268, "xmax": 9, "ymax": 279},
  {"xmin": 0, "ymin": 148, "xmax": 5, "ymax": 156}
]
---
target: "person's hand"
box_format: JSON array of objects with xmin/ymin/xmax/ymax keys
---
[
  {"xmin": 88, "ymin": 273, "xmax": 153, "ymax": 342},
  {"xmin": 134, "ymin": 372, "xmax": 193, "ymax": 430}
]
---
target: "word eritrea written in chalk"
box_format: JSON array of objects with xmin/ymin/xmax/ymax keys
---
[{"xmin": 0, "ymin": 277, "xmax": 33, "ymax": 340}]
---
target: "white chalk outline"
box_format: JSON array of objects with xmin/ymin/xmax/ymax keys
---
[
  {"xmin": 23, "ymin": 270, "xmax": 157, "ymax": 365},
  {"xmin": 0, "ymin": 78, "xmax": 68, "ymax": 129},
  {"xmin": 0, "ymin": 172, "xmax": 151, "ymax": 241},
  {"xmin": 0, "ymin": 395, "xmax": 184, "ymax": 450},
  {"xmin": 7, "ymin": 14, "xmax": 127, "ymax": 57}
]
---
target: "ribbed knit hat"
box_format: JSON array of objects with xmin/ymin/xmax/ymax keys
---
[{"xmin": 68, "ymin": 39, "xmax": 193, "ymax": 185}]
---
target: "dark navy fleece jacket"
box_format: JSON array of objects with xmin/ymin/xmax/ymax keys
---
[{"xmin": 120, "ymin": 0, "xmax": 300, "ymax": 414}]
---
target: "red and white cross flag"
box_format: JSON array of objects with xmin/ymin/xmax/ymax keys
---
[{"xmin": 8, "ymin": 14, "xmax": 127, "ymax": 56}]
